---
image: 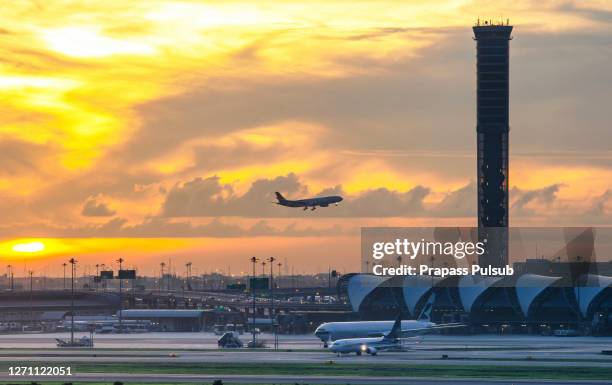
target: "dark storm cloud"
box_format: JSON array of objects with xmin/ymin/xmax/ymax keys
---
[
  {"xmin": 585, "ymin": 189, "xmax": 612, "ymax": 217},
  {"xmin": 159, "ymin": 174, "xmax": 609, "ymax": 222},
  {"xmin": 161, "ymin": 173, "xmax": 305, "ymax": 217},
  {"xmin": 510, "ymin": 184, "xmax": 563, "ymax": 215},
  {"xmin": 162, "ymin": 173, "xmax": 431, "ymax": 218},
  {"xmin": 431, "ymin": 182, "xmax": 476, "ymax": 217},
  {"xmin": 118, "ymin": 27, "xmax": 473, "ymax": 165},
  {"xmin": 0, "ymin": 139, "xmax": 52, "ymax": 176},
  {"xmin": 188, "ymin": 140, "xmax": 288, "ymax": 174},
  {"xmin": 344, "ymin": 186, "xmax": 430, "ymax": 216},
  {"xmin": 340, "ymin": 26, "xmax": 446, "ymax": 41},
  {"xmin": 511, "ymin": 30, "xmax": 612, "ymax": 154},
  {"xmin": 120, "ymin": 25, "xmax": 612, "ymax": 171},
  {"xmin": 0, "ymin": 216, "xmax": 344, "ymax": 238},
  {"xmin": 26, "ymin": 168, "xmax": 162, "ymax": 222},
  {"xmin": 557, "ymin": 1, "xmax": 612, "ymax": 24},
  {"xmin": 81, "ymin": 198, "xmax": 116, "ymax": 217}
]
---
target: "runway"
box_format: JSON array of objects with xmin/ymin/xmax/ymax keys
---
[
  {"xmin": 0, "ymin": 372, "xmax": 610, "ymax": 385},
  {"xmin": 2, "ymin": 348, "xmax": 612, "ymax": 367},
  {"xmin": 1, "ymin": 332, "xmax": 610, "ymax": 383},
  {"xmin": 1, "ymin": 331, "xmax": 611, "ymax": 350},
  {"xmin": 1, "ymin": 332, "xmax": 611, "ymax": 366}
]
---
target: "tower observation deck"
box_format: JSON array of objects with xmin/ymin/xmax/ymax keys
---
[{"xmin": 473, "ymin": 21, "xmax": 513, "ymax": 268}]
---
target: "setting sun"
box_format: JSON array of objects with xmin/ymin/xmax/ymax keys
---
[{"xmin": 11, "ymin": 241, "xmax": 45, "ymax": 253}]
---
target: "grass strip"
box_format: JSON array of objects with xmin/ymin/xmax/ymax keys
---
[{"xmin": 1, "ymin": 362, "xmax": 611, "ymax": 380}]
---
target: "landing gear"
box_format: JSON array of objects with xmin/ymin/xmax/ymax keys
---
[
  {"xmin": 311, "ymin": 206, "xmax": 316, "ymax": 210},
  {"xmin": 356, "ymin": 351, "xmax": 362, "ymax": 356},
  {"xmin": 302, "ymin": 207, "xmax": 308, "ymax": 210}
]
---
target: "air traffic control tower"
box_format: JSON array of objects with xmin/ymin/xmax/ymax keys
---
[{"xmin": 473, "ymin": 21, "xmax": 512, "ymax": 268}]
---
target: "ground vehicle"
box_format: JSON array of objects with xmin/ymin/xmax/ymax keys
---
[
  {"xmin": 246, "ymin": 339, "xmax": 267, "ymax": 348},
  {"xmin": 218, "ymin": 332, "xmax": 243, "ymax": 348},
  {"xmin": 56, "ymin": 336, "xmax": 93, "ymax": 347}
]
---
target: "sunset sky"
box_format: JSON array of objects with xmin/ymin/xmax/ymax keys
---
[{"xmin": 1, "ymin": 0, "xmax": 610, "ymax": 276}]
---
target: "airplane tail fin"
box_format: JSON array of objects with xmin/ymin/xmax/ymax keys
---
[
  {"xmin": 275, "ymin": 192, "xmax": 287, "ymax": 203},
  {"xmin": 418, "ymin": 292, "xmax": 435, "ymax": 321},
  {"xmin": 385, "ymin": 315, "xmax": 402, "ymax": 340}
]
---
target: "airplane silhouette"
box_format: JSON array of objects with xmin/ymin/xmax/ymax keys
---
[{"xmin": 275, "ymin": 192, "xmax": 343, "ymax": 211}]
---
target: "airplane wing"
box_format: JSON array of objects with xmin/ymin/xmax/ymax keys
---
[{"xmin": 400, "ymin": 323, "xmax": 465, "ymax": 337}]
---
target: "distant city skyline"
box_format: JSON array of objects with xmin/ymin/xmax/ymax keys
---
[{"xmin": 0, "ymin": 1, "xmax": 610, "ymax": 274}]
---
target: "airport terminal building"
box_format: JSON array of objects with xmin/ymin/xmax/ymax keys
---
[{"xmin": 339, "ymin": 261, "xmax": 612, "ymax": 336}]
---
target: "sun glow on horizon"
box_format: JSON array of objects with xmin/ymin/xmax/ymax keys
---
[{"xmin": 12, "ymin": 241, "xmax": 45, "ymax": 253}]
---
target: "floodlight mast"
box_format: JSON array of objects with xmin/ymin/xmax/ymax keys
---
[
  {"xmin": 68, "ymin": 258, "xmax": 77, "ymax": 345},
  {"xmin": 117, "ymin": 257, "xmax": 124, "ymax": 332},
  {"xmin": 250, "ymin": 256, "xmax": 258, "ymax": 347}
]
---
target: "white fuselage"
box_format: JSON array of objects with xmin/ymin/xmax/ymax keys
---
[
  {"xmin": 314, "ymin": 320, "xmax": 433, "ymax": 342},
  {"xmin": 328, "ymin": 336, "xmax": 397, "ymax": 355}
]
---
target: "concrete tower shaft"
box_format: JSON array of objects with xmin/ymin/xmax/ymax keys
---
[{"xmin": 473, "ymin": 23, "xmax": 512, "ymax": 268}]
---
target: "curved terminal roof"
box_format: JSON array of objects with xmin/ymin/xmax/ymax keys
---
[
  {"xmin": 458, "ymin": 275, "xmax": 503, "ymax": 312},
  {"xmin": 347, "ymin": 274, "xmax": 391, "ymax": 312},
  {"xmin": 515, "ymin": 274, "xmax": 562, "ymax": 316},
  {"xmin": 575, "ymin": 274, "xmax": 612, "ymax": 317},
  {"xmin": 402, "ymin": 275, "xmax": 442, "ymax": 316}
]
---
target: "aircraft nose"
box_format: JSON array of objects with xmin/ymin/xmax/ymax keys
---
[{"xmin": 315, "ymin": 328, "xmax": 329, "ymax": 340}]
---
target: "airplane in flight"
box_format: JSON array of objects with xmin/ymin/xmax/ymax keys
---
[
  {"xmin": 328, "ymin": 316, "xmax": 402, "ymax": 356},
  {"xmin": 274, "ymin": 192, "xmax": 343, "ymax": 211},
  {"xmin": 315, "ymin": 296, "xmax": 463, "ymax": 346}
]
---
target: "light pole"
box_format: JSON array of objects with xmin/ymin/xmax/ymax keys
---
[
  {"xmin": 68, "ymin": 258, "xmax": 76, "ymax": 345},
  {"xmin": 250, "ymin": 257, "xmax": 258, "ymax": 346},
  {"xmin": 62, "ymin": 263, "xmax": 67, "ymax": 290},
  {"xmin": 28, "ymin": 270, "xmax": 34, "ymax": 325},
  {"xmin": 95, "ymin": 264, "xmax": 99, "ymax": 292},
  {"xmin": 160, "ymin": 262, "xmax": 165, "ymax": 291},
  {"xmin": 117, "ymin": 258, "xmax": 124, "ymax": 332},
  {"xmin": 167, "ymin": 257, "xmax": 172, "ymax": 292},
  {"xmin": 101, "ymin": 263, "xmax": 106, "ymax": 292},
  {"xmin": 185, "ymin": 262, "xmax": 192, "ymax": 291},
  {"xmin": 6, "ymin": 265, "xmax": 13, "ymax": 291},
  {"xmin": 268, "ymin": 257, "xmax": 276, "ymax": 349}
]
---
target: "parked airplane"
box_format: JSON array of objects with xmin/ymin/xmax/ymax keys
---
[
  {"xmin": 328, "ymin": 316, "xmax": 402, "ymax": 356},
  {"xmin": 274, "ymin": 192, "xmax": 343, "ymax": 211},
  {"xmin": 315, "ymin": 295, "xmax": 463, "ymax": 346}
]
